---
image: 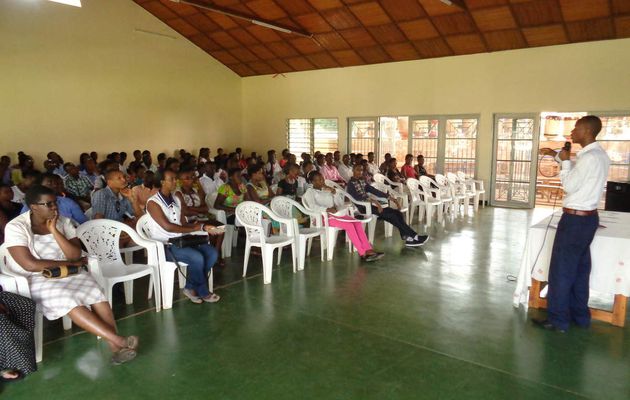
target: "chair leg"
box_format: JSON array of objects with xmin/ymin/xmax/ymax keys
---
[
  {"xmin": 426, "ymin": 205, "xmax": 433, "ymax": 227},
  {"xmin": 148, "ymin": 274, "xmax": 154, "ymax": 299},
  {"xmin": 123, "ymin": 281, "xmax": 134, "ymax": 305},
  {"xmin": 162, "ymin": 269, "xmax": 175, "ymax": 310},
  {"xmin": 327, "ymin": 229, "xmax": 337, "ymax": 261},
  {"xmin": 290, "ymin": 242, "xmax": 297, "ymax": 273},
  {"xmin": 384, "ymin": 221, "xmax": 393, "ymax": 237},
  {"xmin": 62, "ymin": 315, "xmax": 72, "ymax": 330},
  {"xmin": 368, "ymin": 219, "xmax": 376, "ymax": 243},
  {"xmin": 243, "ymin": 242, "xmax": 251, "ymax": 277},
  {"xmin": 222, "ymin": 227, "xmax": 233, "ymax": 258},
  {"xmin": 437, "ymin": 204, "xmax": 443, "ymax": 224},
  {"xmin": 409, "ymin": 204, "xmax": 416, "ymax": 223},
  {"xmin": 307, "ymin": 237, "xmax": 313, "ymax": 256},
  {"xmin": 261, "ymin": 247, "xmax": 274, "ymax": 284},
  {"xmin": 277, "ymin": 246, "xmax": 282, "ymax": 265},
  {"xmin": 35, "ymin": 311, "xmax": 43, "ymax": 363},
  {"xmin": 298, "ymin": 236, "xmax": 307, "ymax": 271},
  {"xmin": 178, "ymin": 265, "xmax": 187, "ymax": 289},
  {"xmin": 208, "ymin": 269, "xmax": 214, "ymax": 293},
  {"xmin": 106, "ymin": 285, "xmax": 114, "ymax": 308},
  {"xmin": 152, "ymin": 271, "xmax": 162, "ymax": 312},
  {"xmin": 320, "ymin": 233, "xmax": 325, "ymax": 261}
]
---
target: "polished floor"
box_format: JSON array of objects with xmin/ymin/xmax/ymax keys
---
[{"xmin": 2, "ymin": 207, "xmax": 629, "ymax": 399}]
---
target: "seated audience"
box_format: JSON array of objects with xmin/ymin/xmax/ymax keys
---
[
  {"xmin": 0, "ymin": 286, "xmax": 37, "ymax": 381},
  {"xmin": 1, "ymin": 156, "xmax": 12, "ymax": 185},
  {"xmin": 145, "ymin": 171, "xmax": 220, "ymax": 304},
  {"xmin": 321, "ymin": 153, "xmax": 344, "ymax": 183},
  {"xmin": 264, "ymin": 150, "xmax": 282, "ymax": 184},
  {"xmin": 307, "ymin": 172, "xmax": 384, "ymax": 262},
  {"xmin": 199, "ymin": 162, "xmax": 223, "ymax": 195},
  {"xmin": 379, "ymin": 153, "xmax": 392, "ymax": 174},
  {"xmin": 337, "ymin": 154, "xmax": 353, "ymax": 182},
  {"xmin": 80, "ymin": 157, "xmax": 100, "ymax": 187},
  {"xmin": 20, "ymin": 173, "xmax": 88, "ymax": 225},
  {"xmin": 175, "ymin": 169, "xmax": 208, "ymax": 221},
  {"xmin": 91, "ymin": 170, "xmax": 142, "ymax": 224},
  {"xmin": 63, "ymin": 162, "xmax": 93, "ymax": 205},
  {"xmin": 414, "ymin": 155, "xmax": 435, "ymax": 179},
  {"xmin": 131, "ymin": 170, "xmax": 158, "ymax": 212},
  {"xmin": 276, "ymin": 164, "xmax": 306, "ymax": 199},
  {"xmin": 1, "ymin": 184, "xmax": 21, "ymax": 244},
  {"xmin": 245, "ymin": 164, "xmax": 274, "ymax": 205},
  {"xmin": 11, "ymin": 171, "xmax": 39, "ymax": 205},
  {"xmin": 214, "ymin": 168, "xmax": 246, "ymax": 224},
  {"xmin": 346, "ymin": 164, "xmax": 427, "ymax": 247},
  {"xmin": 11, "ymin": 153, "xmax": 37, "ymax": 186},
  {"xmin": 5, "ymin": 185, "xmax": 138, "ymax": 365},
  {"xmin": 386, "ymin": 158, "xmax": 405, "ymax": 184},
  {"xmin": 46, "ymin": 152, "xmax": 66, "ymax": 178},
  {"xmin": 400, "ymin": 154, "xmax": 418, "ymax": 179}
]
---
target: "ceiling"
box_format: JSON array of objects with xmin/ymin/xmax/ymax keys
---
[{"xmin": 133, "ymin": 0, "xmax": 630, "ymax": 77}]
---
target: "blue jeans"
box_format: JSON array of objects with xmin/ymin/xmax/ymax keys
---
[
  {"xmin": 547, "ymin": 213, "xmax": 599, "ymax": 330},
  {"xmin": 166, "ymin": 243, "xmax": 218, "ymax": 298}
]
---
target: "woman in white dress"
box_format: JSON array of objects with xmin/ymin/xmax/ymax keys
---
[{"xmin": 4, "ymin": 185, "xmax": 138, "ymax": 365}]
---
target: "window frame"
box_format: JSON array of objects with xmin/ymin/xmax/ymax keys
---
[{"xmin": 287, "ymin": 117, "xmax": 339, "ymax": 155}]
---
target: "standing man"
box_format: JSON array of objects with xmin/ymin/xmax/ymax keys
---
[{"xmin": 534, "ymin": 116, "xmax": 610, "ymax": 332}]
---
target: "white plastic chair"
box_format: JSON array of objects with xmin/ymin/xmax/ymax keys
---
[
  {"xmin": 136, "ymin": 214, "xmax": 214, "ymax": 310},
  {"xmin": 236, "ymin": 201, "xmax": 296, "ymax": 284},
  {"xmin": 433, "ymin": 174, "xmax": 456, "ymax": 220},
  {"xmin": 406, "ymin": 178, "xmax": 425, "ymax": 225},
  {"xmin": 457, "ymin": 171, "xmax": 485, "ymax": 211},
  {"xmin": 77, "ymin": 220, "xmax": 161, "ymax": 312},
  {"xmin": 373, "ymin": 173, "xmax": 404, "ymax": 195},
  {"xmin": 420, "ymin": 175, "xmax": 451, "ymax": 222},
  {"xmin": 270, "ymin": 196, "xmax": 325, "ymax": 271},
  {"xmin": 370, "ymin": 181, "xmax": 410, "ymax": 237},
  {"xmin": 302, "ymin": 188, "xmax": 346, "ymax": 261},
  {"xmin": 410, "ymin": 178, "xmax": 443, "ymax": 227},
  {"xmin": 205, "ymin": 192, "xmax": 238, "ymax": 258},
  {"xmin": 0, "ymin": 244, "xmax": 72, "ymax": 363},
  {"xmin": 324, "ymin": 180, "xmax": 375, "ymax": 244},
  {"xmin": 447, "ymin": 172, "xmax": 471, "ymax": 216}
]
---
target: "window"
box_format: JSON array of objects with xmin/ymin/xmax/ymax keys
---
[
  {"xmin": 348, "ymin": 115, "xmax": 479, "ymax": 176},
  {"xmin": 287, "ymin": 118, "xmax": 338, "ymax": 155},
  {"xmin": 598, "ymin": 115, "xmax": 630, "ymax": 182},
  {"xmin": 444, "ymin": 118, "xmax": 478, "ymax": 175}
]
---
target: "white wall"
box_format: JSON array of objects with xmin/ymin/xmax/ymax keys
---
[
  {"xmin": 242, "ymin": 38, "xmax": 630, "ymax": 182},
  {"xmin": 0, "ymin": 0, "xmax": 242, "ymax": 166}
]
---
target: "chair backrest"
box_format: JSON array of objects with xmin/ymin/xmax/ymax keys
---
[
  {"xmin": 446, "ymin": 172, "xmax": 459, "ymax": 184},
  {"xmin": 270, "ymin": 196, "xmax": 299, "ymax": 219},
  {"xmin": 0, "ymin": 244, "xmax": 32, "ymax": 297},
  {"xmin": 434, "ymin": 174, "xmax": 448, "ymax": 186},
  {"xmin": 457, "ymin": 171, "xmax": 467, "ymax": 181},
  {"xmin": 205, "ymin": 192, "xmax": 218, "ymax": 209},
  {"xmin": 324, "ymin": 179, "xmax": 344, "ymax": 192},
  {"xmin": 370, "ymin": 181, "xmax": 390, "ymax": 197},
  {"xmin": 419, "ymin": 176, "xmax": 433, "ymax": 189},
  {"xmin": 373, "ymin": 173, "xmax": 386, "ymax": 184},
  {"xmin": 136, "ymin": 214, "xmax": 152, "ymax": 241},
  {"xmin": 77, "ymin": 219, "xmax": 155, "ymax": 266}
]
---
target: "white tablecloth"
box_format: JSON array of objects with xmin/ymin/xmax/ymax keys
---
[{"xmin": 513, "ymin": 211, "xmax": 630, "ymax": 307}]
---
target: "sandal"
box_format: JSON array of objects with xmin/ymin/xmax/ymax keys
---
[
  {"xmin": 111, "ymin": 348, "xmax": 137, "ymax": 365},
  {"xmin": 125, "ymin": 336, "xmax": 139, "ymax": 351},
  {"xmin": 182, "ymin": 288, "xmax": 203, "ymax": 304},
  {"xmin": 201, "ymin": 293, "xmax": 221, "ymax": 303},
  {"xmin": 0, "ymin": 369, "xmax": 23, "ymax": 382}
]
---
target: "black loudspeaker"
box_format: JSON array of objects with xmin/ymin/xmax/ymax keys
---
[{"xmin": 605, "ymin": 181, "xmax": 630, "ymax": 212}]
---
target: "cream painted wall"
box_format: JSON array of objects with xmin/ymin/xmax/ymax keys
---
[
  {"xmin": 242, "ymin": 38, "xmax": 630, "ymax": 183},
  {"xmin": 0, "ymin": 0, "xmax": 241, "ymax": 166}
]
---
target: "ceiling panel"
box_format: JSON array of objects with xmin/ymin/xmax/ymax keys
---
[{"xmin": 134, "ymin": 0, "xmax": 630, "ymax": 76}]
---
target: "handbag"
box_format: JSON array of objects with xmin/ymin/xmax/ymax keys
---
[
  {"xmin": 167, "ymin": 234, "xmax": 209, "ymax": 248},
  {"xmin": 42, "ymin": 265, "xmax": 86, "ymax": 279}
]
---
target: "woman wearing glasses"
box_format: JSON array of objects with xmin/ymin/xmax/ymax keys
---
[{"xmin": 4, "ymin": 185, "xmax": 139, "ymax": 365}]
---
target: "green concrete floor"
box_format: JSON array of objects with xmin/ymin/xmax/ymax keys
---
[{"xmin": 2, "ymin": 207, "xmax": 629, "ymax": 399}]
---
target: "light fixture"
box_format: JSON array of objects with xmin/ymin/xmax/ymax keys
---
[
  {"xmin": 48, "ymin": 0, "xmax": 82, "ymax": 7},
  {"xmin": 169, "ymin": 0, "xmax": 315, "ymax": 41},
  {"xmin": 440, "ymin": 0, "xmax": 466, "ymax": 8}
]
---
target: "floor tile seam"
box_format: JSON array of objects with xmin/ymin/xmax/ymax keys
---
[{"xmin": 295, "ymin": 311, "xmax": 592, "ymax": 400}]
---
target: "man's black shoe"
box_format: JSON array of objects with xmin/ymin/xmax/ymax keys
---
[{"xmin": 532, "ymin": 318, "xmax": 566, "ymax": 333}]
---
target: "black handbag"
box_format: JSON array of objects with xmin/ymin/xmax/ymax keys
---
[
  {"xmin": 42, "ymin": 265, "xmax": 86, "ymax": 279},
  {"xmin": 167, "ymin": 234, "xmax": 209, "ymax": 248}
]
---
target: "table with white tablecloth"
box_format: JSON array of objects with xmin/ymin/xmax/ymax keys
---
[{"xmin": 513, "ymin": 210, "xmax": 630, "ymax": 326}]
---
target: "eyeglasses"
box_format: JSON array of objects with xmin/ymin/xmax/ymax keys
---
[{"xmin": 35, "ymin": 201, "xmax": 57, "ymax": 208}]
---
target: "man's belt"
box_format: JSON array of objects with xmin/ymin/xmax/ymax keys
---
[{"xmin": 562, "ymin": 208, "xmax": 598, "ymax": 216}]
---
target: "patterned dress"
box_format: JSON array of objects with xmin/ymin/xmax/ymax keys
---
[
  {"xmin": 4, "ymin": 213, "xmax": 106, "ymax": 320},
  {"xmin": 0, "ymin": 289, "xmax": 37, "ymax": 376}
]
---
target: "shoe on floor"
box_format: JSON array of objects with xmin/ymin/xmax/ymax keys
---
[
  {"xmin": 202, "ymin": 293, "xmax": 221, "ymax": 303},
  {"xmin": 532, "ymin": 318, "xmax": 566, "ymax": 333},
  {"xmin": 111, "ymin": 348, "xmax": 137, "ymax": 365},
  {"xmin": 405, "ymin": 235, "xmax": 428, "ymax": 247},
  {"xmin": 182, "ymin": 288, "xmax": 203, "ymax": 304}
]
